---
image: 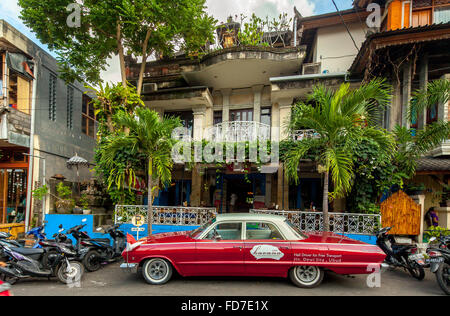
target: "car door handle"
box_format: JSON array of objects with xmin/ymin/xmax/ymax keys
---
[
  {"xmin": 279, "ymin": 246, "xmax": 289, "ymax": 249},
  {"xmin": 233, "ymin": 245, "xmax": 243, "ymax": 249}
]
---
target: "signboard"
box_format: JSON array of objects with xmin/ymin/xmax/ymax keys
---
[
  {"xmin": 132, "ymin": 215, "xmax": 145, "ymax": 227},
  {"xmin": 131, "ymin": 227, "xmax": 145, "ymax": 232}
]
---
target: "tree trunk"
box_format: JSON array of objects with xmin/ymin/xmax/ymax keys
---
[
  {"xmin": 322, "ymin": 171, "xmax": 330, "ymax": 232},
  {"xmin": 137, "ymin": 29, "xmax": 152, "ymax": 96},
  {"xmin": 147, "ymin": 170, "xmax": 153, "ymax": 237},
  {"xmin": 116, "ymin": 23, "xmax": 127, "ymax": 88}
]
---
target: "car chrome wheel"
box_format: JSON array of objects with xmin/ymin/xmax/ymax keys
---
[
  {"xmin": 142, "ymin": 258, "xmax": 172, "ymax": 285},
  {"xmin": 289, "ymin": 265, "xmax": 324, "ymax": 288}
]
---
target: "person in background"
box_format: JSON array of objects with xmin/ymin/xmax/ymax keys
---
[
  {"xmin": 425, "ymin": 207, "xmax": 439, "ymax": 228},
  {"xmin": 230, "ymin": 192, "xmax": 238, "ymax": 213}
]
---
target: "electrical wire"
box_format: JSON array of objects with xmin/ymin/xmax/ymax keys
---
[{"xmin": 331, "ymin": 0, "xmax": 361, "ymax": 53}]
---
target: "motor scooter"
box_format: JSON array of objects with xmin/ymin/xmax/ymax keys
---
[{"xmin": 376, "ymin": 226, "xmax": 425, "ymax": 280}]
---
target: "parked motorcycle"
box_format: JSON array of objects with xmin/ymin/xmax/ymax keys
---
[
  {"xmin": 426, "ymin": 235, "xmax": 450, "ymax": 295},
  {"xmin": 0, "ymin": 240, "xmax": 83, "ymax": 285},
  {"xmin": 376, "ymin": 226, "xmax": 425, "ymax": 280},
  {"xmin": 81, "ymin": 223, "xmax": 126, "ymax": 272}
]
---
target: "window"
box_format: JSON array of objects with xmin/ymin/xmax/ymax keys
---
[
  {"xmin": 213, "ymin": 111, "xmax": 222, "ymax": 125},
  {"xmin": 245, "ymin": 222, "xmax": 284, "ymax": 240},
  {"xmin": 260, "ymin": 107, "xmax": 271, "ymax": 126},
  {"xmin": 165, "ymin": 111, "xmax": 193, "ymax": 136},
  {"xmin": 427, "ymin": 103, "xmax": 438, "ymax": 125},
  {"xmin": 82, "ymin": 94, "xmax": 97, "ymax": 137},
  {"xmin": 204, "ymin": 222, "xmax": 242, "ymax": 240},
  {"xmin": 67, "ymin": 86, "xmax": 74, "ymax": 129},
  {"xmin": 230, "ymin": 109, "xmax": 253, "ymax": 121},
  {"xmin": 49, "ymin": 74, "xmax": 56, "ymax": 121},
  {"xmin": 434, "ymin": 6, "xmax": 450, "ymax": 24}
]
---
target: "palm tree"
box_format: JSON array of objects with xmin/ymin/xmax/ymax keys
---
[
  {"xmin": 395, "ymin": 78, "xmax": 450, "ymax": 179},
  {"xmin": 285, "ymin": 78, "xmax": 393, "ymax": 231},
  {"xmin": 103, "ymin": 108, "xmax": 181, "ymax": 236}
]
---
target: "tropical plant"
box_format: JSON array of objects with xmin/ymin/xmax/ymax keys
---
[
  {"xmin": 393, "ymin": 79, "xmax": 450, "ymax": 180},
  {"xmin": 284, "ymin": 78, "xmax": 393, "ymax": 231},
  {"xmin": 101, "ymin": 108, "xmax": 181, "ymax": 235},
  {"xmin": 32, "ymin": 184, "xmax": 49, "ymax": 201}
]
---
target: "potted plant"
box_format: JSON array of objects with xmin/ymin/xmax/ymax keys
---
[
  {"xmin": 55, "ymin": 183, "xmax": 75, "ymax": 214},
  {"xmin": 405, "ymin": 183, "xmax": 426, "ymax": 196},
  {"xmin": 79, "ymin": 194, "xmax": 91, "ymax": 215}
]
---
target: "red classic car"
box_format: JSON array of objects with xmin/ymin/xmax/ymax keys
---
[
  {"xmin": 121, "ymin": 213, "xmax": 386, "ymax": 288},
  {"xmin": 0, "ymin": 280, "xmax": 11, "ymax": 296}
]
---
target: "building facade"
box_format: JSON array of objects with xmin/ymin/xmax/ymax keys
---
[{"xmin": 0, "ymin": 20, "xmax": 97, "ymax": 228}]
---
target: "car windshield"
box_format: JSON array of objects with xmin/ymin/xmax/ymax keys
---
[
  {"xmin": 284, "ymin": 219, "xmax": 307, "ymax": 239},
  {"xmin": 189, "ymin": 218, "xmax": 216, "ymax": 239}
]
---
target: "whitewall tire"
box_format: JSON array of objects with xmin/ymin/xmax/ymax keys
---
[
  {"xmin": 142, "ymin": 258, "xmax": 173, "ymax": 285},
  {"xmin": 289, "ymin": 265, "xmax": 324, "ymax": 288}
]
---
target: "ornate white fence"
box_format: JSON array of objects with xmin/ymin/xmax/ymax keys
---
[
  {"xmin": 114, "ymin": 205, "xmax": 217, "ymax": 226},
  {"xmin": 204, "ymin": 121, "xmax": 271, "ymax": 143},
  {"xmin": 250, "ymin": 209, "xmax": 381, "ymax": 235}
]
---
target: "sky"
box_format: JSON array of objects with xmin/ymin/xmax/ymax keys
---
[{"xmin": 0, "ymin": 0, "xmax": 353, "ymax": 83}]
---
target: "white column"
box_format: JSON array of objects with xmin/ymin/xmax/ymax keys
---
[
  {"xmin": 221, "ymin": 89, "xmax": 232, "ymax": 122},
  {"xmin": 252, "ymin": 85, "xmax": 264, "ymax": 123},
  {"xmin": 193, "ymin": 105, "xmax": 206, "ymax": 141}
]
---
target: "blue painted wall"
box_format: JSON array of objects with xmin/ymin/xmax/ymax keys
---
[{"xmin": 44, "ymin": 214, "xmax": 377, "ymax": 245}]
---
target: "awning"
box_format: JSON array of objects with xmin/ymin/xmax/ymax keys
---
[{"xmin": 6, "ymin": 52, "xmax": 34, "ymax": 80}]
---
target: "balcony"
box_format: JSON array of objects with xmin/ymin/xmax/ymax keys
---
[{"xmin": 204, "ymin": 121, "xmax": 271, "ymax": 143}]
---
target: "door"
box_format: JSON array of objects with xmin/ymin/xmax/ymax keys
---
[
  {"xmin": 195, "ymin": 221, "xmax": 245, "ymax": 276},
  {"xmin": 243, "ymin": 221, "xmax": 292, "ymax": 277}
]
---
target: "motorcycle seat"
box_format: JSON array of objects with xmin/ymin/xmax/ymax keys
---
[{"xmin": 11, "ymin": 247, "xmax": 45, "ymax": 256}]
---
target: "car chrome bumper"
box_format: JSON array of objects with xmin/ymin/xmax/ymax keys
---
[
  {"xmin": 380, "ymin": 263, "xmax": 390, "ymax": 273},
  {"xmin": 120, "ymin": 263, "xmax": 138, "ymax": 273}
]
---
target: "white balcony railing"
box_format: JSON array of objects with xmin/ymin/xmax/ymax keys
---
[
  {"xmin": 291, "ymin": 129, "xmax": 320, "ymax": 141},
  {"xmin": 204, "ymin": 121, "xmax": 271, "ymax": 143}
]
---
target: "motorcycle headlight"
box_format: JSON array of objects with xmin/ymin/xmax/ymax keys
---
[{"xmin": 59, "ymin": 245, "xmax": 76, "ymax": 256}]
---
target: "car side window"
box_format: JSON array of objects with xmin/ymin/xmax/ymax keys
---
[
  {"xmin": 204, "ymin": 222, "xmax": 242, "ymax": 240},
  {"xmin": 246, "ymin": 222, "xmax": 284, "ymax": 240}
]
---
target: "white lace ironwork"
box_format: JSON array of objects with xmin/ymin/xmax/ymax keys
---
[
  {"xmin": 114, "ymin": 205, "xmax": 217, "ymax": 226},
  {"xmin": 204, "ymin": 121, "xmax": 271, "ymax": 143},
  {"xmin": 249, "ymin": 209, "xmax": 381, "ymax": 235}
]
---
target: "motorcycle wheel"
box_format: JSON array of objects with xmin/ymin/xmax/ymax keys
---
[
  {"xmin": 407, "ymin": 263, "xmax": 425, "ymax": 281},
  {"xmin": 83, "ymin": 250, "xmax": 101, "ymax": 272},
  {"xmin": 436, "ymin": 262, "xmax": 450, "ymax": 295},
  {"xmin": 0, "ymin": 273, "xmax": 18, "ymax": 285},
  {"xmin": 57, "ymin": 261, "xmax": 83, "ymax": 285}
]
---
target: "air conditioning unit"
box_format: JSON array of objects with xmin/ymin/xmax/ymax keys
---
[
  {"xmin": 142, "ymin": 83, "xmax": 157, "ymax": 93},
  {"xmin": 302, "ymin": 62, "xmax": 321, "ymax": 75}
]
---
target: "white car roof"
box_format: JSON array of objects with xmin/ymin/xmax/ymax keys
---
[{"xmin": 215, "ymin": 213, "xmax": 287, "ymax": 223}]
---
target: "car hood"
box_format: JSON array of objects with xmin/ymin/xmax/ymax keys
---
[
  {"xmin": 302, "ymin": 231, "xmax": 370, "ymax": 244},
  {"xmin": 140, "ymin": 231, "xmax": 194, "ymax": 244}
]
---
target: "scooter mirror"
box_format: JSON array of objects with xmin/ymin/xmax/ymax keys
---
[
  {"xmin": 59, "ymin": 224, "xmax": 63, "ymax": 229},
  {"xmin": 82, "ymin": 218, "xmax": 87, "ymax": 223}
]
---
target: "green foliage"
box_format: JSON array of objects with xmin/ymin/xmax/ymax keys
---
[
  {"xmin": 18, "ymin": 0, "xmax": 216, "ymax": 84},
  {"xmin": 32, "ymin": 184, "xmax": 49, "ymax": 201},
  {"xmin": 285, "ymin": 78, "xmax": 393, "ymax": 199},
  {"xmin": 425, "ymin": 226, "xmax": 450, "ymax": 239},
  {"xmin": 56, "ymin": 183, "xmax": 72, "ymax": 199},
  {"xmin": 79, "ymin": 194, "xmax": 89, "ymax": 209},
  {"xmin": 237, "ymin": 13, "xmax": 267, "ymax": 47}
]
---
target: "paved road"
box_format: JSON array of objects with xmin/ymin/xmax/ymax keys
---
[{"xmin": 9, "ymin": 262, "xmax": 445, "ymax": 296}]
